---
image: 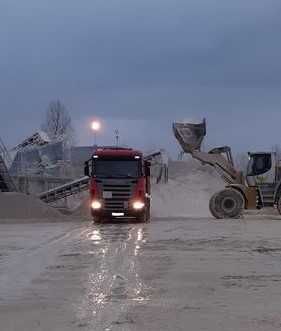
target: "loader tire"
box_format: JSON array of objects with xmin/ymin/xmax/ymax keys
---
[
  {"xmin": 209, "ymin": 192, "xmax": 221, "ymax": 219},
  {"xmin": 209, "ymin": 189, "xmax": 245, "ymax": 219}
]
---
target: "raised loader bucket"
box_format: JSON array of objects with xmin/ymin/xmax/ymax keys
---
[{"xmin": 173, "ymin": 119, "xmax": 206, "ymax": 153}]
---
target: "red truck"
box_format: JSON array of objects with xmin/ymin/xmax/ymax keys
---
[{"xmin": 84, "ymin": 146, "xmax": 151, "ymax": 223}]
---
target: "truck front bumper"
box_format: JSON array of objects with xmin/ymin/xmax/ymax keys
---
[{"xmin": 91, "ymin": 209, "xmax": 145, "ymax": 219}]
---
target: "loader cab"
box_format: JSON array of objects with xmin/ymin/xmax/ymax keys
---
[{"xmin": 246, "ymin": 152, "xmax": 276, "ymax": 186}]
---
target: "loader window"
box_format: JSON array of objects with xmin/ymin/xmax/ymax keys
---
[{"xmin": 247, "ymin": 154, "xmax": 272, "ymax": 176}]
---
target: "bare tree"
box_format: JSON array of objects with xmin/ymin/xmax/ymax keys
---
[{"xmin": 41, "ymin": 100, "xmax": 75, "ymax": 145}]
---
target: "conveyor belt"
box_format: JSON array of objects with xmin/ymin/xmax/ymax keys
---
[{"xmin": 38, "ymin": 176, "xmax": 90, "ymax": 203}]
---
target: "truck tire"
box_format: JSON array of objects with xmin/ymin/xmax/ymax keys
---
[
  {"xmin": 137, "ymin": 208, "xmax": 150, "ymax": 223},
  {"xmin": 146, "ymin": 199, "xmax": 151, "ymax": 222},
  {"xmin": 93, "ymin": 216, "xmax": 103, "ymax": 224},
  {"xmin": 209, "ymin": 189, "xmax": 245, "ymax": 219},
  {"xmin": 277, "ymin": 196, "xmax": 281, "ymax": 215}
]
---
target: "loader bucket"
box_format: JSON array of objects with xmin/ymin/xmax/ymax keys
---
[{"xmin": 173, "ymin": 119, "xmax": 206, "ymax": 153}]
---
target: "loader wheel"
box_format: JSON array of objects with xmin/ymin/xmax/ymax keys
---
[
  {"xmin": 209, "ymin": 192, "xmax": 221, "ymax": 219},
  {"xmin": 209, "ymin": 189, "xmax": 245, "ymax": 219}
]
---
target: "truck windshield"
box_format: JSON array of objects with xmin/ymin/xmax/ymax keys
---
[{"xmin": 93, "ymin": 159, "xmax": 141, "ymax": 178}]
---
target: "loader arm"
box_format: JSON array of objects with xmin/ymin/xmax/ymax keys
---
[
  {"xmin": 192, "ymin": 150, "xmax": 242, "ymax": 185},
  {"xmin": 173, "ymin": 120, "xmax": 244, "ymax": 185}
]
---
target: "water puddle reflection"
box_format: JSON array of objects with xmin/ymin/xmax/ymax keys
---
[
  {"xmin": 76, "ymin": 224, "xmax": 151, "ymax": 327},
  {"xmin": 87, "ymin": 229, "xmax": 102, "ymax": 244}
]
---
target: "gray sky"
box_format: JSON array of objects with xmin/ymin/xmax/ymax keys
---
[{"xmin": 1, "ymin": 0, "xmax": 281, "ymax": 156}]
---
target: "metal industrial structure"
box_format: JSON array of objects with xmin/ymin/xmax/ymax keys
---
[
  {"xmin": 38, "ymin": 176, "xmax": 90, "ymax": 203},
  {"xmin": 173, "ymin": 119, "xmax": 281, "ymax": 219},
  {"xmin": 0, "ymin": 137, "xmax": 17, "ymax": 192},
  {"xmin": 11, "ymin": 132, "xmax": 71, "ymax": 178},
  {"xmin": 13, "ymin": 132, "xmax": 50, "ymax": 151}
]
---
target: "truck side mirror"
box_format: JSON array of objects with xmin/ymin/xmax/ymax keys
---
[{"xmin": 84, "ymin": 162, "xmax": 90, "ymax": 177}]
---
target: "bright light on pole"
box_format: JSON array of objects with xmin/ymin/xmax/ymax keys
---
[
  {"xmin": 91, "ymin": 121, "xmax": 101, "ymax": 131},
  {"xmin": 91, "ymin": 120, "xmax": 101, "ymax": 146}
]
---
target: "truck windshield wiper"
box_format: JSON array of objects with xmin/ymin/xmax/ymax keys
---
[
  {"xmin": 114, "ymin": 174, "xmax": 136, "ymax": 178},
  {"xmin": 96, "ymin": 173, "xmax": 137, "ymax": 178},
  {"xmin": 97, "ymin": 174, "xmax": 114, "ymax": 178}
]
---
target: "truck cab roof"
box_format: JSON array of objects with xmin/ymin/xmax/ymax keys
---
[{"xmin": 93, "ymin": 146, "xmax": 143, "ymax": 158}]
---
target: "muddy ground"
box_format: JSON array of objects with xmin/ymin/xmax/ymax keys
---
[{"xmin": 1, "ymin": 217, "xmax": 281, "ymax": 330}]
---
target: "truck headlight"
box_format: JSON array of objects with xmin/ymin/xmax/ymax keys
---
[
  {"xmin": 91, "ymin": 200, "xmax": 102, "ymax": 210},
  {"xmin": 133, "ymin": 201, "xmax": 145, "ymax": 210}
]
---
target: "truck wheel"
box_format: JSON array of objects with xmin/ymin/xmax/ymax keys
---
[
  {"xmin": 145, "ymin": 209, "xmax": 151, "ymax": 223},
  {"xmin": 137, "ymin": 209, "xmax": 150, "ymax": 223},
  {"xmin": 277, "ymin": 196, "xmax": 281, "ymax": 215},
  {"xmin": 93, "ymin": 216, "xmax": 103, "ymax": 224},
  {"xmin": 146, "ymin": 200, "xmax": 151, "ymax": 222},
  {"xmin": 209, "ymin": 189, "xmax": 244, "ymax": 219}
]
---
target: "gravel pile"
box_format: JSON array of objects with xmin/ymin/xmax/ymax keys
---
[{"xmin": 0, "ymin": 192, "xmax": 64, "ymax": 221}]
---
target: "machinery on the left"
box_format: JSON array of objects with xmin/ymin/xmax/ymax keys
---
[{"xmin": 0, "ymin": 137, "xmax": 17, "ymax": 192}]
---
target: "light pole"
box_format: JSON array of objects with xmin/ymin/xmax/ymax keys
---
[
  {"xmin": 91, "ymin": 121, "xmax": 101, "ymax": 146},
  {"xmin": 115, "ymin": 129, "xmax": 119, "ymax": 146}
]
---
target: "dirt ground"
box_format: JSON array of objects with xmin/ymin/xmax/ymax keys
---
[{"xmin": 1, "ymin": 217, "xmax": 281, "ymax": 331}]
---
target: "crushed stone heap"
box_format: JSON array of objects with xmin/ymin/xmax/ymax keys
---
[{"xmin": 0, "ymin": 192, "xmax": 63, "ymax": 220}]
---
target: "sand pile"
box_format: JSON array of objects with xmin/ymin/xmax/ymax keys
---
[
  {"xmin": 72, "ymin": 196, "xmax": 92, "ymax": 219},
  {"xmin": 0, "ymin": 192, "xmax": 63, "ymax": 221},
  {"xmin": 151, "ymin": 159, "xmax": 224, "ymax": 218}
]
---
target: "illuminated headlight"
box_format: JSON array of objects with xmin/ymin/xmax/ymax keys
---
[
  {"xmin": 133, "ymin": 201, "xmax": 145, "ymax": 210},
  {"xmin": 91, "ymin": 200, "xmax": 102, "ymax": 210}
]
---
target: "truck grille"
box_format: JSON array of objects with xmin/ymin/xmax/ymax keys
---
[{"xmin": 101, "ymin": 181, "xmax": 136, "ymax": 212}]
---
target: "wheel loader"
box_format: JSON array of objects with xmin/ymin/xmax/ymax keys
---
[{"xmin": 173, "ymin": 119, "xmax": 281, "ymax": 219}]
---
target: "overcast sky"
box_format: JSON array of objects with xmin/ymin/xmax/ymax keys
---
[{"xmin": 1, "ymin": 0, "xmax": 281, "ymax": 157}]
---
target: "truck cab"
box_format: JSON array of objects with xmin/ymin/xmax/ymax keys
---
[
  {"xmin": 84, "ymin": 147, "xmax": 151, "ymax": 223},
  {"xmin": 246, "ymin": 152, "xmax": 280, "ymax": 186}
]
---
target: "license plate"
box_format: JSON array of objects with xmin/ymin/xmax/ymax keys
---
[{"xmin": 103, "ymin": 191, "xmax": 112, "ymax": 198}]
